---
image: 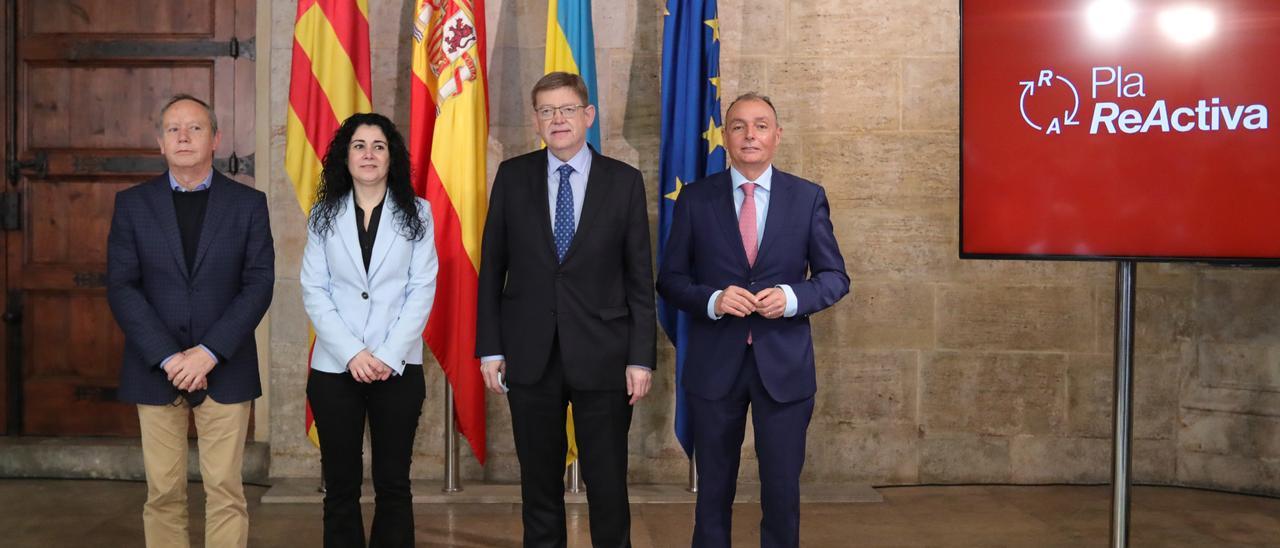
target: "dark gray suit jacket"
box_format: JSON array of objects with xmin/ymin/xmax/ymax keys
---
[{"xmin": 476, "ymin": 149, "xmax": 656, "ymax": 390}]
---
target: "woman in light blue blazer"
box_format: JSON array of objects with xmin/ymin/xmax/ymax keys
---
[{"xmin": 300, "ymin": 112, "xmax": 438, "ymax": 548}]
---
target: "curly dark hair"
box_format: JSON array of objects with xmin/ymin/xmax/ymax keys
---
[{"xmin": 308, "ymin": 112, "xmax": 426, "ymax": 241}]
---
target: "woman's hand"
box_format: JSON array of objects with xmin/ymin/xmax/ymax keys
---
[{"xmin": 347, "ymin": 350, "xmax": 391, "ymax": 383}]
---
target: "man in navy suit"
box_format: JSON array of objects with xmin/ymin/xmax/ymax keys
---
[
  {"xmin": 658, "ymin": 93, "xmax": 849, "ymax": 548},
  {"xmin": 107, "ymin": 95, "xmax": 274, "ymax": 548}
]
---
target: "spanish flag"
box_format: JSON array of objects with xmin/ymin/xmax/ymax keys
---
[
  {"xmin": 410, "ymin": 0, "xmax": 489, "ymax": 464},
  {"xmin": 285, "ymin": 0, "xmax": 373, "ymax": 447},
  {"xmin": 545, "ymin": 0, "xmax": 601, "ymax": 465}
]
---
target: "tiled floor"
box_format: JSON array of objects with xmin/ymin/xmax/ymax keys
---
[{"xmin": 3, "ymin": 479, "xmax": 1278, "ymax": 547}]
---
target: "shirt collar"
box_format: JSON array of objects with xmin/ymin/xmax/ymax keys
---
[
  {"xmin": 546, "ymin": 144, "xmax": 592, "ymax": 178},
  {"xmin": 168, "ymin": 170, "xmax": 214, "ymax": 192},
  {"xmin": 729, "ymin": 165, "xmax": 774, "ymax": 192}
]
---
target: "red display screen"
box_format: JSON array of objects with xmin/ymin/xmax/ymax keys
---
[{"xmin": 961, "ymin": 0, "xmax": 1280, "ymax": 262}]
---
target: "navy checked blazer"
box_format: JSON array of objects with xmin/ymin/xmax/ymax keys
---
[{"xmin": 107, "ymin": 171, "xmax": 275, "ymax": 405}]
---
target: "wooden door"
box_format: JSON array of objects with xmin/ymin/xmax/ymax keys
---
[
  {"xmin": 5, "ymin": 0, "xmax": 255, "ymax": 436},
  {"xmin": 2, "ymin": 1, "xmax": 13, "ymax": 434}
]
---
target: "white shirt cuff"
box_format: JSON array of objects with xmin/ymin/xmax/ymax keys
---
[
  {"xmin": 707, "ymin": 290, "xmax": 724, "ymax": 320},
  {"xmin": 481, "ymin": 355, "xmax": 505, "ymax": 363}
]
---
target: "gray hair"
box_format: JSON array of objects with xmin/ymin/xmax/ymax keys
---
[
  {"xmin": 158, "ymin": 94, "xmax": 219, "ymax": 134},
  {"xmin": 725, "ymin": 92, "xmax": 779, "ymax": 123}
]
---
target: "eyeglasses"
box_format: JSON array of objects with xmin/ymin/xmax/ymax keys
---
[{"xmin": 535, "ymin": 104, "xmax": 587, "ymax": 120}]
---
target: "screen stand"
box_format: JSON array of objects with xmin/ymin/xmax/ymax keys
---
[{"xmin": 1110, "ymin": 260, "xmax": 1136, "ymax": 547}]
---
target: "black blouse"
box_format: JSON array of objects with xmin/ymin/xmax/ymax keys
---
[{"xmin": 354, "ymin": 199, "xmax": 384, "ymax": 272}]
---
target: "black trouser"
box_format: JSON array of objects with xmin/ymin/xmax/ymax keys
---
[
  {"xmin": 306, "ymin": 364, "xmax": 426, "ymax": 548},
  {"xmin": 507, "ymin": 342, "xmax": 634, "ymax": 548}
]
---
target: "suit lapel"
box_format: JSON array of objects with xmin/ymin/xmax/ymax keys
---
[
  {"xmin": 366, "ymin": 189, "xmax": 396, "ymax": 279},
  {"xmin": 531, "ymin": 153, "xmax": 558, "ymax": 261},
  {"xmin": 335, "ymin": 192, "xmax": 369, "ymax": 287},
  {"xmin": 146, "ymin": 175, "xmax": 191, "ymax": 280},
  {"xmin": 561, "ymin": 151, "xmax": 608, "ymax": 264},
  {"xmin": 190, "ymin": 173, "xmax": 227, "ymax": 276},
  {"xmin": 755, "ymin": 170, "xmax": 793, "ymax": 267},
  {"xmin": 709, "ymin": 173, "xmax": 751, "ymax": 270}
]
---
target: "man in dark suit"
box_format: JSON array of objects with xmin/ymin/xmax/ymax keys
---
[
  {"xmin": 657, "ymin": 93, "xmax": 849, "ymax": 548},
  {"xmin": 476, "ymin": 71, "xmax": 656, "ymax": 548},
  {"xmin": 107, "ymin": 94, "xmax": 274, "ymax": 548}
]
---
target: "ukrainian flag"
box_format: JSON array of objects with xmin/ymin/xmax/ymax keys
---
[
  {"xmin": 545, "ymin": 0, "xmax": 602, "ymax": 150},
  {"xmin": 545, "ymin": 0, "xmax": 603, "ymax": 466}
]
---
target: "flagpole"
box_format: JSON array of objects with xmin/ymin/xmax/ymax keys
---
[
  {"xmin": 566, "ymin": 460, "xmax": 583, "ymax": 493},
  {"xmin": 688, "ymin": 454, "xmax": 698, "ymax": 493},
  {"xmin": 442, "ymin": 384, "xmax": 462, "ymax": 492}
]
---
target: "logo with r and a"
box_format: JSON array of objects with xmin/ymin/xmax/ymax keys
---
[{"xmin": 1018, "ymin": 69, "xmax": 1081, "ymax": 135}]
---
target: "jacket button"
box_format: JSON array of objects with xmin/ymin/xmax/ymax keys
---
[{"xmin": 361, "ymin": 292, "xmax": 369, "ymax": 300}]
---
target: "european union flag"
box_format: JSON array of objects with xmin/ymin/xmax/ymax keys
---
[{"xmin": 659, "ymin": 0, "xmax": 727, "ymax": 458}]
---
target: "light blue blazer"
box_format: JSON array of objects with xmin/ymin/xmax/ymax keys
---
[{"xmin": 301, "ymin": 191, "xmax": 438, "ymax": 375}]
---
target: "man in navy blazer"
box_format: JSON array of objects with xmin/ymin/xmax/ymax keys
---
[
  {"xmin": 658, "ymin": 93, "xmax": 849, "ymax": 548},
  {"xmin": 107, "ymin": 95, "xmax": 273, "ymax": 548}
]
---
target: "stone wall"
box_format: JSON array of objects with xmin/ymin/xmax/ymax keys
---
[
  {"xmin": 1179, "ymin": 269, "xmax": 1280, "ymax": 494},
  {"xmin": 262, "ymin": 0, "xmax": 1280, "ymax": 494}
]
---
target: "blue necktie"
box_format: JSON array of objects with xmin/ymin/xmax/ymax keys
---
[{"xmin": 553, "ymin": 164, "xmax": 575, "ymax": 262}]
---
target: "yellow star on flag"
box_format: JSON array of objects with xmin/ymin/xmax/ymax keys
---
[
  {"xmin": 665, "ymin": 177, "xmax": 685, "ymax": 201},
  {"xmin": 705, "ymin": 18, "xmax": 720, "ymax": 42},
  {"xmin": 709, "ymin": 76, "xmax": 721, "ymax": 100},
  {"xmin": 702, "ymin": 117, "xmax": 724, "ymax": 154}
]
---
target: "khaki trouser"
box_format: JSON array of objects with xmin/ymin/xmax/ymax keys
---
[{"xmin": 138, "ymin": 396, "xmax": 252, "ymax": 548}]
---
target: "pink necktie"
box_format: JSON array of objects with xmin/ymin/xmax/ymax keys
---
[
  {"xmin": 739, "ymin": 182, "xmax": 758, "ymax": 265},
  {"xmin": 739, "ymin": 183, "xmax": 757, "ymax": 344}
]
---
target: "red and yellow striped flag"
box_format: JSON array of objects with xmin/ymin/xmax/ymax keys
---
[
  {"xmin": 410, "ymin": 0, "xmax": 489, "ymax": 464},
  {"xmin": 286, "ymin": 0, "xmax": 373, "ymax": 447}
]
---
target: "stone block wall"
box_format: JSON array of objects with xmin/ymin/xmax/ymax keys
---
[{"xmin": 261, "ymin": 0, "xmax": 1280, "ymax": 494}]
